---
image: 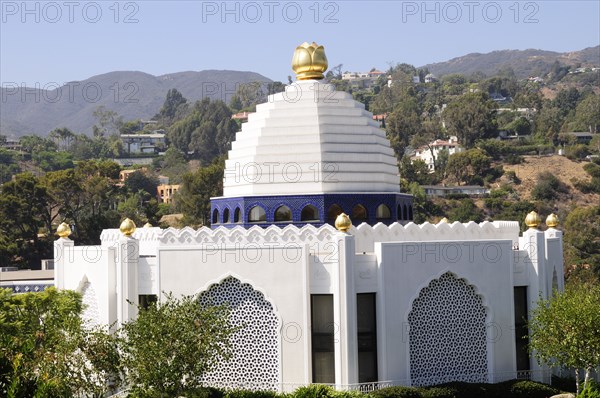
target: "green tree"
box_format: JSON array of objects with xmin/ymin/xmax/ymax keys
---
[
  {"xmin": 32, "ymin": 151, "xmax": 74, "ymax": 172},
  {"xmin": 446, "ymin": 198, "xmax": 484, "ymax": 223},
  {"xmin": 563, "ymin": 205, "xmax": 600, "ymax": 281},
  {"xmin": 124, "ymin": 171, "xmax": 158, "ymax": 196},
  {"xmin": 504, "ymin": 116, "xmax": 532, "ymax": 136},
  {"xmin": 117, "ymin": 192, "xmax": 160, "ymax": 226},
  {"xmin": 19, "ymin": 135, "xmax": 57, "ymax": 154},
  {"xmin": 572, "ymin": 94, "xmax": 600, "ymax": 133},
  {"xmin": 446, "ymin": 148, "xmax": 493, "ymax": 185},
  {"xmin": 0, "ymin": 149, "xmax": 20, "ymax": 184},
  {"xmin": 528, "ymin": 283, "xmax": 600, "ymax": 394},
  {"xmin": 553, "ymin": 87, "xmax": 580, "ymax": 116},
  {"xmin": 120, "ymin": 293, "xmax": 235, "ymax": 397},
  {"xmin": 385, "ymin": 97, "xmax": 422, "ymax": 158},
  {"xmin": 155, "ymin": 148, "xmax": 188, "ymax": 184},
  {"xmin": 169, "ymin": 98, "xmax": 237, "ymax": 165},
  {"xmin": 92, "ymin": 106, "xmax": 123, "ymax": 137},
  {"xmin": 0, "ymin": 173, "xmax": 52, "ymax": 268},
  {"xmin": 177, "ymin": 159, "xmax": 224, "ymax": 226},
  {"xmin": 154, "ymin": 88, "xmax": 188, "ymax": 125},
  {"xmin": 446, "ymin": 151, "xmax": 471, "ymax": 185},
  {"xmin": 48, "ymin": 127, "xmax": 75, "ymax": 151},
  {"xmin": 232, "ymin": 81, "xmax": 267, "ymax": 111},
  {"xmin": 399, "ymin": 157, "xmax": 431, "ymax": 185},
  {"xmin": 407, "ymin": 182, "xmax": 441, "ymax": 223},
  {"xmin": 0, "ymin": 287, "xmax": 121, "ymax": 397},
  {"xmin": 443, "ymin": 92, "xmax": 498, "ymax": 148},
  {"xmin": 119, "ymin": 120, "xmax": 142, "ymax": 135},
  {"xmin": 440, "ymin": 73, "xmax": 467, "ymax": 96}
]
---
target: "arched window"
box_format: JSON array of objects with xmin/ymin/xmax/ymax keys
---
[
  {"xmin": 248, "ymin": 206, "xmax": 266, "ymax": 223},
  {"xmin": 234, "ymin": 207, "xmax": 241, "ymax": 223},
  {"xmin": 301, "ymin": 205, "xmax": 319, "ymax": 221},
  {"xmin": 352, "ymin": 204, "xmax": 368, "ymax": 221},
  {"xmin": 327, "ymin": 204, "xmax": 343, "ymax": 222},
  {"xmin": 212, "ymin": 209, "xmax": 219, "ymax": 224},
  {"xmin": 403, "ymin": 204, "xmax": 408, "ymax": 220},
  {"xmin": 397, "ymin": 204, "xmax": 402, "ymax": 220},
  {"xmin": 408, "ymin": 205, "xmax": 414, "ymax": 220},
  {"xmin": 376, "ymin": 204, "xmax": 391, "ymax": 220},
  {"xmin": 274, "ymin": 205, "xmax": 292, "ymax": 222},
  {"xmin": 223, "ymin": 208, "xmax": 230, "ymax": 223}
]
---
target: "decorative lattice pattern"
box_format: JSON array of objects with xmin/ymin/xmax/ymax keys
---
[
  {"xmin": 408, "ymin": 272, "xmax": 487, "ymax": 386},
  {"xmin": 198, "ymin": 277, "xmax": 279, "ymax": 391},
  {"xmin": 81, "ymin": 282, "xmax": 100, "ymax": 327}
]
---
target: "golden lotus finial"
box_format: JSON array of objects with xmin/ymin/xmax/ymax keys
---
[
  {"xmin": 292, "ymin": 41, "xmax": 328, "ymax": 80},
  {"xmin": 335, "ymin": 213, "xmax": 352, "ymax": 232},
  {"xmin": 56, "ymin": 222, "xmax": 72, "ymax": 238},
  {"xmin": 546, "ymin": 213, "xmax": 559, "ymax": 228},
  {"xmin": 120, "ymin": 218, "xmax": 137, "ymax": 237},
  {"xmin": 525, "ymin": 211, "xmax": 541, "ymax": 229},
  {"xmin": 439, "ymin": 217, "xmax": 449, "ymax": 224}
]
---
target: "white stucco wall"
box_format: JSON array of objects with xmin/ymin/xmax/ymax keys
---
[{"xmin": 53, "ymin": 222, "xmax": 563, "ymax": 388}]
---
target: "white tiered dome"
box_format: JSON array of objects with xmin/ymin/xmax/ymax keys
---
[{"xmin": 223, "ymin": 80, "xmax": 399, "ymax": 197}]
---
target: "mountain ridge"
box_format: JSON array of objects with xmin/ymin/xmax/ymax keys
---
[
  {"xmin": 1, "ymin": 70, "xmax": 271, "ymax": 137},
  {"xmin": 2, "ymin": 46, "xmax": 599, "ymax": 137},
  {"xmin": 421, "ymin": 46, "xmax": 600, "ymax": 78}
]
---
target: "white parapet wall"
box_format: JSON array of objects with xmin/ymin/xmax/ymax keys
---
[{"xmin": 53, "ymin": 220, "xmax": 562, "ymax": 388}]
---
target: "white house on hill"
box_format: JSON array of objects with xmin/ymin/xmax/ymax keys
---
[{"xmin": 411, "ymin": 136, "xmax": 464, "ymax": 171}]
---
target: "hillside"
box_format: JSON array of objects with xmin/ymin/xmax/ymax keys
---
[
  {"xmin": 422, "ymin": 46, "xmax": 600, "ymax": 78},
  {"xmin": 0, "ymin": 70, "xmax": 271, "ymax": 137},
  {"xmin": 503, "ymin": 155, "xmax": 599, "ymax": 207}
]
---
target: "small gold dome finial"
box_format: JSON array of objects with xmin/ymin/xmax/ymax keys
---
[
  {"xmin": 546, "ymin": 213, "xmax": 559, "ymax": 228},
  {"xmin": 440, "ymin": 217, "xmax": 449, "ymax": 224},
  {"xmin": 525, "ymin": 211, "xmax": 541, "ymax": 229},
  {"xmin": 56, "ymin": 222, "xmax": 72, "ymax": 238},
  {"xmin": 143, "ymin": 222, "xmax": 152, "ymax": 228},
  {"xmin": 120, "ymin": 218, "xmax": 137, "ymax": 237},
  {"xmin": 335, "ymin": 213, "xmax": 352, "ymax": 232},
  {"xmin": 292, "ymin": 42, "xmax": 328, "ymax": 81}
]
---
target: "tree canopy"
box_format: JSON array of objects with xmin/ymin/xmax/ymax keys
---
[
  {"xmin": 528, "ymin": 283, "xmax": 600, "ymax": 394},
  {"xmin": 0, "ymin": 288, "xmax": 121, "ymax": 397},
  {"xmin": 121, "ymin": 293, "xmax": 235, "ymax": 396}
]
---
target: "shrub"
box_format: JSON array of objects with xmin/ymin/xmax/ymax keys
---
[
  {"xmin": 187, "ymin": 387, "xmax": 226, "ymax": 398},
  {"xmin": 531, "ymin": 171, "xmax": 568, "ymax": 200},
  {"xmin": 509, "ymin": 380, "xmax": 559, "ymax": 398},
  {"xmin": 369, "ymin": 386, "xmax": 422, "ymax": 398},
  {"xmin": 566, "ymin": 144, "xmax": 591, "ymax": 160},
  {"xmin": 419, "ymin": 386, "xmax": 458, "ymax": 398},
  {"xmin": 433, "ymin": 382, "xmax": 489, "ymax": 398},
  {"xmin": 505, "ymin": 154, "xmax": 524, "ymax": 164},
  {"xmin": 505, "ymin": 170, "xmax": 521, "ymax": 184},
  {"xmin": 579, "ymin": 380, "xmax": 600, "ymax": 398},
  {"xmin": 225, "ymin": 390, "xmax": 280, "ymax": 398},
  {"xmin": 583, "ymin": 162, "xmax": 600, "ymax": 178},
  {"xmin": 294, "ymin": 385, "xmax": 338, "ymax": 398}
]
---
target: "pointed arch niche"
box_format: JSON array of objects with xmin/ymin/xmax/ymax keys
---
[
  {"xmin": 197, "ymin": 276, "xmax": 280, "ymax": 390},
  {"xmin": 407, "ymin": 272, "xmax": 488, "ymax": 386}
]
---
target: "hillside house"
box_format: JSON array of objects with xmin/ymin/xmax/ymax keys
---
[{"xmin": 411, "ymin": 136, "xmax": 464, "ymax": 172}]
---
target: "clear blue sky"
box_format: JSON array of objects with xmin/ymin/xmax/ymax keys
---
[{"xmin": 1, "ymin": 0, "xmax": 599, "ymax": 86}]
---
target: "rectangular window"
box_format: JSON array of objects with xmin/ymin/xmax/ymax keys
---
[
  {"xmin": 357, "ymin": 293, "xmax": 378, "ymax": 382},
  {"xmin": 514, "ymin": 287, "xmax": 529, "ymax": 371},
  {"xmin": 311, "ymin": 294, "xmax": 335, "ymax": 383},
  {"xmin": 139, "ymin": 294, "xmax": 158, "ymax": 309}
]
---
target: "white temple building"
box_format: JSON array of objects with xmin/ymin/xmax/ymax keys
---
[{"xmin": 53, "ymin": 43, "xmax": 564, "ymax": 391}]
